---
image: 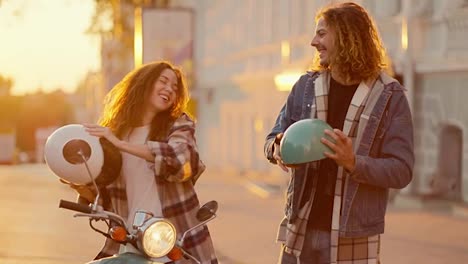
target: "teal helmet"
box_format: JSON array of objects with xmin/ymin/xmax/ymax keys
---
[{"xmin": 279, "ymin": 119, "xmax": 335, "ymax": 165}]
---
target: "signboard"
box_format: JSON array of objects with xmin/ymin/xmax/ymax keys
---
[
  {"xmin": 141, "ymin": 8, "xmax": 197, "ymax": 116},
  {"xmin": 35, "ymin": 126, "xmax": 57, "ymax": 163}
]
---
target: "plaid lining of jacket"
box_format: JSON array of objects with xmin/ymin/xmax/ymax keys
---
[
  {"xmin": 95, "ymin": 113, "xmax": 218, "ymax": 264},
  {"xmin": 276, "ymin": 71, "xmax": 384, "ymax": 263}
]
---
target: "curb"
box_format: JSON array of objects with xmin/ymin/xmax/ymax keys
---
[{"xmin": 390, "ymin": 194, "xmax": 468, "ymax": 219}]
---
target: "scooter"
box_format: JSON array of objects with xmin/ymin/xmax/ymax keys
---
[
  {"xmin": 44, "ymin": 124, "xmax": 218, "ymax": 263},
  {"xmin": 59, "ymin": 198, "xmax": 217, "ymax": 264}
]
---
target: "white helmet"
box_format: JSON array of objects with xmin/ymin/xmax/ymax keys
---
[
  {"xmin": 44, "ymin": 124, "xmax": 121, "ymax": 186},
  {"xmin": 44, "ymin": 124, "xmax": 103, "ymax": 185}
]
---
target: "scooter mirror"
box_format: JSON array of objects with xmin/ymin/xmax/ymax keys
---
[
  {"xmin": 196, "ymin": 200, "xmax": 218, "ymax": 222},
  {"xmin": 62, "ymin": 139, "xmax": 91, "ymax": 164},
  {"xmin": 179, "ymin": 200, "xmax": 218, "ymax": 247}
]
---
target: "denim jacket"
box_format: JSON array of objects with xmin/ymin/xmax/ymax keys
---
[{"xmin": 264, "ymin": 71, "xmax": 414, "ymax": 237}]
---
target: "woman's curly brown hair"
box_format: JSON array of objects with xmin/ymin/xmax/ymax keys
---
[
  {"xmin": 99, "ymin": 61, "xmax": 189, "ymax": 141},
  {"xmin": 311, "ymin": 2, "xmax": 388, "ymax": 83}
]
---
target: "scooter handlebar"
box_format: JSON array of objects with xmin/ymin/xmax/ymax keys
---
[{"xmin": 59, "ymin": 199, "xmax": 92, "ymax": 214}]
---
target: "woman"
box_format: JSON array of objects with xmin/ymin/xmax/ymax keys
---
[{"xmin": 82, "ymin": 61, "xmax": 217, "ymax": 263}]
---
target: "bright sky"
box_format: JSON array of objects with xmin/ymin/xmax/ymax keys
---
[{"xmin": 0, "ymin": 0, "xmax": 100, "ymax": 95}]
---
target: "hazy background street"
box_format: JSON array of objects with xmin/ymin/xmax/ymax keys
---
[
  {"xmin": 1, "ymin": 1, "xmax": 468, "ymax": 263},
  {"xmin": 1, "ymin": 164, "xmax": 467, "ymax": 264}
]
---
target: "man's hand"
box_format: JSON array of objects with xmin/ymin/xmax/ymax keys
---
[
  {"xmin": 321, "ymin": 129, "xmax": 356, "ymax": 172},
  {"xmin": 273, "ymin": 133, "xmax": 289, "ymax": 173}
]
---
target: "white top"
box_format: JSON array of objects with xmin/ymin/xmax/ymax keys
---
[{"xmin": 121, "ymin": 125, "xmax": 162, "ymax": 226}]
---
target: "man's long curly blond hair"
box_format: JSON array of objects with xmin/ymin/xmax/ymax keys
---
[
  {"xmin": 311, "ymin": 2, "xmax": 388, "ymax": 83},
  {"xmin": 99, "ymin": 61, "xmax": 189, "ymax": 141}
]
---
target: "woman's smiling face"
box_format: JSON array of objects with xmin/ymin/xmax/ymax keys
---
[{"xmin": 147, "ymin": 68, "xmax": 178, "ymax": 114}]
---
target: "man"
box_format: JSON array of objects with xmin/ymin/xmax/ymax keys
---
[{"xmin": 264, "ymin": 2, "xmax": 414, "ymax": 263}]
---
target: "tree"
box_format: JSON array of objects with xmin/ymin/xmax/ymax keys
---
[
  {"xmin": 0, "ymin": 74, "xmax": 17, "ymax": 132},
  {"xmin": 87, "ymin": 0, "xmax": 171, "ymax": 48},
  {"xmin": 87, "ymin": 0, "xmax": 171, "ymax": 91},
  {"xmin": 0, "ymin": 74, "xmax": 14, "ymax": 96},
  {"xmin": 15, "ymin": 91, "xmax": 74, "ymax": 152},
  {"xmin": 0, "ymin": 96, "xmax": 21, "ymax": 132}
]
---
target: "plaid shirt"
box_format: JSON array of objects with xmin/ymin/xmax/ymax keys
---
[
  {"xmin": 97, "ymin": 113, "xmax": 218, "ymax": 263},
  {"xmin": 277, "ymin": 71, "xmax": 381, "ymax": 263}
]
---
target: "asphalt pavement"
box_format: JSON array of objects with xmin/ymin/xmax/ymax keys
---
[{"xmin": 1, "ymin": 164, "xmax": 467, "ymax": 264}]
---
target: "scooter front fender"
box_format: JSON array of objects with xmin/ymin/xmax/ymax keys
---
[{"xmin": 87, "ymin": 252, "xmax": 164, "ymax": 264}]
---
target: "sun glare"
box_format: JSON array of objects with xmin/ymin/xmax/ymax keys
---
[{"xmin": 0, "ymin": 0, "xmax": 100, "ymax": 95}]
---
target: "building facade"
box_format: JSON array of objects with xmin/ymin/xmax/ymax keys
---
[{"xmin": 189, "ymin": 0, "xmax": 468, "ymax": 202}]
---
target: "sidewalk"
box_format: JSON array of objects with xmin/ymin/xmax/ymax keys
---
[
  {"xmin": 240, "ymin": 166, "xmax": 468, "ymax": 219},
  {"xmin": 228, "ymin": 168, "xmax": 468, "ymax": 263},
  {"xmin": 390, "ymin": 192, "xmax": 468, "ymax": 219},
  {"xmin": 382, "ymin": 210, "xmax": 468, "ymax": 264},
  {"xmin": 4, "ymin": 164, "xmax": 467, "ymax": 264}
]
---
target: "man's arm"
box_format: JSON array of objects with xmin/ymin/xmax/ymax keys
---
[
  {"xmin": 264, "ymin": 75, "xmax": 307, "ymax": 164},
  {"xmin": 350, "ymin": 91, "xmax": 414, "ymax": 189}
]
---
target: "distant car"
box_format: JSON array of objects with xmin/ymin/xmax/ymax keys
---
[
  {"xmin": 0, "ymin": 133, "xmax": 15, "ymax": 165},
  {"xmin": 18, "ymin": 152, "xmax": 31, "ymax": 164}
]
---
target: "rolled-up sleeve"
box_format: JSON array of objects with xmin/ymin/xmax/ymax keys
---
[{"xmin": 146, "ymin": 114, "xmax": 205, "ymax": 183}]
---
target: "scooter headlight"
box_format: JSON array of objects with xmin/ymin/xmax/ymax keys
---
[{"xmin": 141, "ymin": 220, "xmax": 177, "ymax": 258}]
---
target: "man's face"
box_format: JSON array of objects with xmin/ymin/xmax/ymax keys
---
[{"xmin": 311, "ymin": 18, "xmax": 335, "ymax": 66}]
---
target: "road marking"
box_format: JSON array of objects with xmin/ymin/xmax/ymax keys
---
[{"xmin": 244, "ymin": 181, "xmax": 271, "ymax": 199}]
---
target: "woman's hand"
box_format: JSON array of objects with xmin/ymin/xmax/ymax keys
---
[
  {"xmin": 83, "ymin": 123, "xmax": 121, "ymax": 148},
  {"xmin": 321, "ymin": 129, "xmax": 356, "ymax": 172}
]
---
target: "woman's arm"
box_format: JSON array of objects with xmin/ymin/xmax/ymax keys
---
[
  {"xmin": 115, "ymin": 141, "xmax": 154, "ymax": 162},
  {"xmin": 146, "ymin": 114, "xmax": 204, "ymax": 183},
  {"xmin": 83, "ymin": 123, "xmax": 154, "ymax": 162}
]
